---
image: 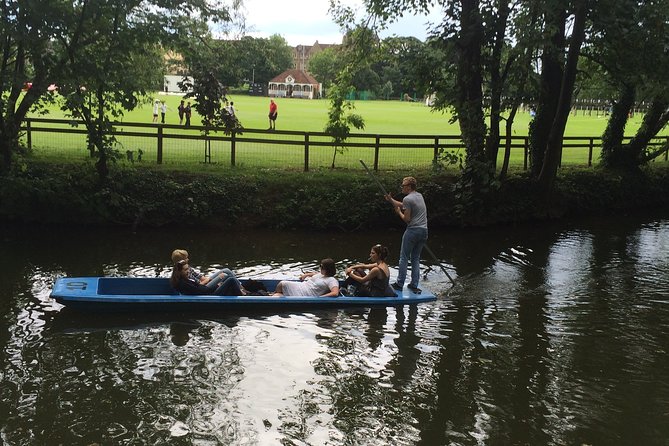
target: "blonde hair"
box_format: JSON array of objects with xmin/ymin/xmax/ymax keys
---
[
  {"xmin": 171, "ymin": 249, "xmax": 189, "ymax": 264},
  {"xmin": 403, "ymin": 177, "xmax": 417, "ymax": 190}
]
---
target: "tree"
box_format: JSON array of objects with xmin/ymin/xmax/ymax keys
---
[
  {"xmin": 378, "ymin": 36, "xmax": 426, "ymax": 98},
  {"xmin": 234, "ymin": 35, "xmax": 293, "ymax": 85},
  {"xmin": 0, "ymin": 0, "xmax": 67, "ymax": 171},
  {"xmin": 590, "ymin": 0, "xmax": 669, "ymax": 171},
  {"xmin": 178, "ymin": 34, "xmax": 243, "ymax": 156},
  {"xmin": 308, "ymin": 47, "xmax": 342, "ymax": 89},
  {"xmin": 381, "ymin": 80, "xmax": 393, "ymax": 100},
  {"xmin": 324, "ymin": 70, "xmax": 365, "ymax": 169},
  {"xmin": 0, "ymin": 0, "xmax": 234, "ymax": 176},
  {"xmin": 537, "ymin": 0, "xmax": 589, "ymax": 192}
]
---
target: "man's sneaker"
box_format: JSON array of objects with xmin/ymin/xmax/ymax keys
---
[
  {"xmin": 391, "ymin": 282, "xmax": 403, "ymax": 291},
  {"xmin": 407, "ymin": 284, "xmax": 422, "ymax": 294}
]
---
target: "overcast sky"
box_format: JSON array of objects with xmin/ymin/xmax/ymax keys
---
[{"xmin": 238, "ymin": 0, "xmax": 442, "ymax": 46}]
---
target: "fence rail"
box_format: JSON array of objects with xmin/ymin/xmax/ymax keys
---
[{"xmin": 21, "ymin": 117, "xmax": 669, "ymax": 171}]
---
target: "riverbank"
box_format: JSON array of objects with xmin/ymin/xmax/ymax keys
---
[{"xmin": 2, "ymin": 163, "xmax": 668, "ymax": 229}]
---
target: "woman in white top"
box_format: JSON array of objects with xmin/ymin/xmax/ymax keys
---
[{"xmin": 273, "ymin": 258, "xmax": 339, "ymax": 297}]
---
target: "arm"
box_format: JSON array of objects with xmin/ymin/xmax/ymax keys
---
[
  {"xmin": 385, "ymin": 194, "xmax": 412, "ymax": 223},
  {"xmin": 344, "ymin": 262, "xmax": 376, "ymax": 275},
  {"xmin": 346, "ymin": 266, "xmax": 381, "ymax": 284},
  {"xmin": 320, "ymin": 280, "xmax": 340, "ymax": 297},
  {"xmin": 384, "ymin": 193, "xmax": 402, "ymax": 208},
  {"xmin": 299, "ymin": 271, "xmax": 318, "ymax": 281}
]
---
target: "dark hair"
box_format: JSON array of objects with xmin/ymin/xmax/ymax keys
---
[
  {"xmin": 169, "ymin": 261, "xmax": 188, "ymax": 288},
  {"xmin": 320, "ymin": 258, "xmax": 336, "ymax": 277},
  {"xmin": 372, "ymin": 244, "xmax": 389, "ymax": 261}
]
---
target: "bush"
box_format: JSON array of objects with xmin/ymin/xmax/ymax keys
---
[{"xmin": 1, "ymin": 163, "xmax": 668, "ymax": 229}]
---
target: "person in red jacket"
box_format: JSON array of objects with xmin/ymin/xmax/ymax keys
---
[{"xmin": 268, "ymin": 99, "xmax": 278, "ymax": 130}]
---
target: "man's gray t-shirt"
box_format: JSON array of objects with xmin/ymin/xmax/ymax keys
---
[{"xmin": 403, "ymin": 192, "xmax": 428, "ymax": 229}]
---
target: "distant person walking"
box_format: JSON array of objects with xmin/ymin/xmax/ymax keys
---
[
  {"xmin": 385, "ymin": 176, "xmax": 428, "ymax": 293},
  {"xmin": 227, "ymin": 101, "xmax": 235, "ymax": 117},
  {"xmin": 178, "ymin": 100, "xmax": 185, "ymax": 125},
  {"xmin": 160, "ymin": 100, "xmax": 168, "ymax": 124},
  {"xmin": 184, "ymin": 102, "xmax": 192, "ymax": 127},
  {"xmin": 152, "ymin": 100, "xmax": 160, "ymax": 122},
  {"xmin": 268, "ymin": 99, "xmax": 277, "ymax": 130}
]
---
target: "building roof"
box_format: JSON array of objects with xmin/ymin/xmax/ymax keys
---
[
  {"xmin": 294, "ymin": 41, "xmax": 338, "ymax": 55},
  {"xmin": 269, "ymin": 69, "xmax": 320, "ymax": 85}
]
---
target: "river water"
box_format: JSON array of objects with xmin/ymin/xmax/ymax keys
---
[{"xmin": 1, "ymin": 213, "xmax": 668, "ymax": 445}]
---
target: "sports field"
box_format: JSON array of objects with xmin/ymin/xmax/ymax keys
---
[
  {"xmin": 34, "ymin": 92, "xmax": 656, "ymax": 137},
  {"xmin": 25, "ymin": 92, "xmax": 668, "ymax": 171}
]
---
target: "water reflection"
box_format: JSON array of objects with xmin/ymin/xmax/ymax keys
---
[{"xmin": 2, "ymin": 214, "xmax": 669, "ymax": 444}]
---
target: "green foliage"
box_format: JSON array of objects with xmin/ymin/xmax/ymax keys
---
[
  {"xmin": 0, "ymin": 0, "xmax": 234, "ymax": 176},
  {"xmin": 308, "ymin": 47, "xmax": 342, "ymax": 89},
  {"xmin": 2, "ymin": 163, "xmax": 669, "ymax": 229},
  {"xmin": 324, "ymin": 71, "xmax": 365, "ymax": 169}
]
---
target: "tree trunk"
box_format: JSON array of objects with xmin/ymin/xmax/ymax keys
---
[
  {"xmin": 484, "ymin": 0, "xmax": 511, "ymax": 169},
  {"xmin": 500, "ymin": 104, "xmax": 519, "ymax": 181},
  {"xmin": 537, "ymin": 0, "xmax": 588, "ymax": 192},
  {"xmin": 529, "ymin": 8, "xmax": 566, "ymax": 178},
  {"xmin": 457, "ymin": 0, "xmax": 487, "ymax": 166},
  {"xmin": 600, "ymin": 84, "xmax": 635, "ymax": 168},
  {"xmin": 628, "ymin": 98, "xmax": 669, "ymax": 163}
]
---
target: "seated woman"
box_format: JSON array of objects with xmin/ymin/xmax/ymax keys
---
[
  {"xmin": 272, "ymin": 258, "xmax": 339, "ymax": 297},
  {"xmin": 170, "ymin": 260, "xmax": 243, "ymax": 296},
  {"xmin": 342, "ymin": 244, "xmax": 396, "ymax": 297},
  {"xmin": 171, "ymin": 249, "xmax": 238, "ymax": 291}
]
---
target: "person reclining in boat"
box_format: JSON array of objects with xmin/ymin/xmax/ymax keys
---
[
  {"xmin": 171, "ymin": 249, "xmax": 239, "ymax": 291},
  {"xmin": 170, "ymin": 260, "xmax": 243, "ymax": 296},
  {"xmin": 341, "ymin": 244, "xmax": 396, "ymax": 297},
  {"xmin": 272, "ymin": 258, "xmax": 340, "ymax": 297}
]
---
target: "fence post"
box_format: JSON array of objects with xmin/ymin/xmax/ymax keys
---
[
  {"xmin": 666, "ymin": 137, "xmax": 668, "ymax": 162},
  {"xmin": 304, "ymin": 133, "xmax": 309, "ymax": 172},
  {"xmin": 231, "ymin": 130, "xmax": 236, "ymax": 167},
  {"xmin": 157, "ymin": 126, "xmax": 163, "ymax": 164},
  {"xmin": 374, "ymin": 135, "xmax": 380, "ymax": 170},
  {"xmin": 433, "ymin": 137, "xmax": 439, "ymax": 164},
  {"xmin": 26, "ymin": 119, "xmax": 32, "ymax": 150},
  {"xmin": 524, "ymin": 137, "xmax": 529, "ymax": 170},
  {"xmin": 588, "ymin": 138, "xmax": 594, "ymax": 167}
]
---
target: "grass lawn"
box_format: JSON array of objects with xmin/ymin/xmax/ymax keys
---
[
  {"xmin": 24, "ymin": 92, "xmax": 668, "ymax": 171},
  {"xmin": 32, "ymin": 91, "xmax": 661, "ymax": 137}
]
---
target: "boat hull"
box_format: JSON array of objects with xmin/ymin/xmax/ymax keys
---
[{"xmin": 50, "ymin": 277, "xmax": 437, "ymax": 312}]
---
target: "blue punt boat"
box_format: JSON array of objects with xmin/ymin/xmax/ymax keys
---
[{"xmin": 50, "ymin": 277, "xmax": 437, "ymax": 312}]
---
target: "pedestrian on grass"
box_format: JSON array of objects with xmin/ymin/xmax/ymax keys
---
[
  {"xmin": 152, "ymin": 100, "xmax": 160, "ymax": 122},
  {"xmin": 178, "ymin": 100, "xmax": 185, "ymax": 125},
  {"xmin": 268, "ymin": 99, "xmax": 277, "ymax": 130},
  {"xmin": 184, "ymin": 102, "xmax": 192, "ymax": 127},
  {"xmin": 160, "ymin": 100, "xmax": 168, "ymax": 124}
]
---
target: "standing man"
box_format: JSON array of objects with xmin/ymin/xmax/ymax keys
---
[
  {"xmin": 268, "ymin": 99, "xmax": 278, "ymax": 130},
  {"xmin": 227, "ymin": 101, "xmax": 235, "ymax": 117},
  {"xmin": 184, "ymin": 102, "xmax": 192, "ymax": 127},
  {"xmin": 178, "ymin": 100, "xmax": 185, "ymax": 125},
  {"xmin": 385, "ymin": 176, "xmax": 428, "ymax": 293},
  {"xmin": 160, "ymin": 100, "xmax": 167, "ymax": 124}
]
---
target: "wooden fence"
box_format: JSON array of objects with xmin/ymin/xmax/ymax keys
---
[{"xmin": 21, "ymin": 117, "xmax": 669, "ymax": 171}]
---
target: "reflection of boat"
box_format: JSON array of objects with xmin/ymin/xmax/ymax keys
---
[{"xmin": 50, "ymin": 277, "xmax": 436, "ymax": 312}]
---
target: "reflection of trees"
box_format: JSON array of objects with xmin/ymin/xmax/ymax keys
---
[
  {"xmin": 508, "ymin": 241, "xmax": 552, "ymax": 445},
  {"xmin": 3, "ymin": 319, "xmax": 249, "ymax": 444},
  {"xmin": 548, "ymin": 220, "xmax": 669, "ymax": 444}
]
